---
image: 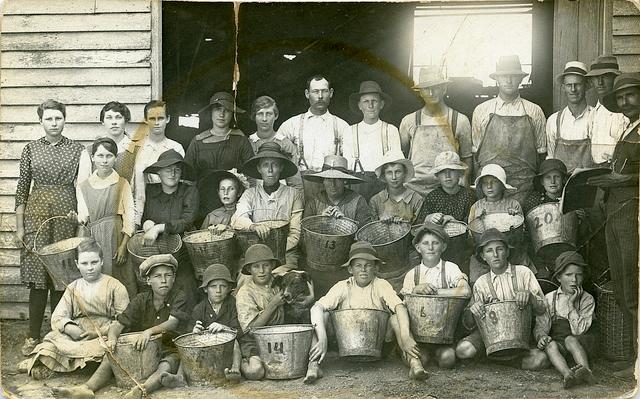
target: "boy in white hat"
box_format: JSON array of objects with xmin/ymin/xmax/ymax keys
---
[
  {"xmin": 309, "ymin": 241, "xmax": 426, "ymax": 381},
  {"xmin": 546, "ymin": 61, "xmax": 594, "ymax": 172},
  {"xmin": 399, "ymin": 66, "xmax": 472, "ymax": 196},
  {"xmin": 369, "ymin": 151, "xmax": 423, "ymax": 224}
]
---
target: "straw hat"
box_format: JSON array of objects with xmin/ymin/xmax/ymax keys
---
[
  {"xmin": 341, "ymin": 241, "xmax": 383, "ymax": 268},
  {"xmin": 556, "ymin": 61, "xmax": 588, "ymax": 84},
  {"xmin": 413, "ymin": 66, "xmax": 450, "ymax": 89},
  {"xmin": 139, "ymin": 254, "xmax": 178, "ymax": 276},
  {"xmin": 472, "ymin": 164, "xmax": 516, "ymax": 198},
  {"xmin": 242, "ymin": 141, "xmax": 298, "ymax": 180},
  {"xmin": 349, "ymin": 81, "xmax": 392, "ymax": 114},
  {"xmin": 533, "ymin": 159, "xmax": 568, "ymax": 192},
  {"xmin": 489, "ymin": 55, "xmax": 529, "ymax": 80},
  {"xmin": 241, "ymin": 244, "xmax": 280, "ymax": 275},
  {"xmin": 431, "ymin": 151, "xmax": 468, "ymax": 176},
  {"xmin": 552, "ymin": 251, "xmax": 587, "ymax": 280},
  {"xmin": 411, "ymin": 222, "xmax": 449, "ymax": 246},
  {"xmin": 303, "ymin": 155, "xmax": 364, "ymax": 183},
  {"xmin": 199, "ymin": 91, "xmax": 246, "ymax": 114},
  {"xmin": 143, "ymin": 149, "xmax": 192, "ymax": 177},
  {"xmin": 374, "ymin": 150, "xmax": 415, "ymax": 183},
  {"xmin": 602, "ymin": 72, "xmax": 640, "ymax": 113},
  {"xmin": 199, "ymin": 263, "xmax": 235, "ymax": 288},
  {"xmin": 585, "ymin": 55, "xmax": 621, "ymax": 77}
]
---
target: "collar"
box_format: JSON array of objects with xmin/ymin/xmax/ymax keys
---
[
  {"xmin": 380, "ymin": 188, "xmax": 414, "ymax": 204},
  {"xmin": 495, "ymin": 95, "xmax": 522, "ymax": 108},
  {"xmin": 38, "ymin": 136, "xmax": 70, "ymax": 147},
  {"xmin": 420, "ymin": 259, "xmax": 443, "ymax": 270},
  {"xmin": 257, "ymin": 181, "xmax": 285, "ymax": 198},
  {"xmin": 489, "ymin": 263, "xmax": 513, "ymax": 282},
  {"xmin": 249, "ymin": 131, "xmax": 286, "ymax": 143},
  {"xmin": 142, "ymin": 136, "xmax": 172, "ymax": 149},
  {"xmin": 624, "ymin": 118, "xmax": 640, "ymax": 136},
  {"xmin": 555, "ymin": 286, "xmax": 572, "ymax": 295},
  {"xmin": 358, "ymin": 119, "xmax": 382, "ymax": 128},
  {"xmin": 562, "ymin": 104, "xmax": 592, "ymax": 120},
  {"xmin": 304, "ymin": 109, "xmax": 333, "ymax": 121},
  {"xmin": 147, "ymin": 182, "xmax": 184, "ymax": 198},
  {"xmin": 346, "ymin": 276, "xmax": 375, "ymax": 288},
  {"xmin": 88, "ymin": 169, "xmax": 120, "ymax": 186}
]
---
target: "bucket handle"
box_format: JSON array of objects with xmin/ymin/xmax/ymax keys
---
[{"xmin": 33, "ymin": 215, "xmax": 88, "ymax": 253}]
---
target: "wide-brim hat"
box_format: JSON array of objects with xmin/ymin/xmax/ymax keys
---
[
  {"xmin": 197, "ymin": 169, "xmax": 249, "ymax": 195},
  {"xmin": 139, "ymin": 254, "xmax": 178, "ymax": 276},
  {"xmin": 431, "ymin": 150, "xmax": 468, "ymax": 176},
  {"xmin": 374, "ymin": 151, "xmax": 415, "ymax": 183},
  {"xmin": 199, "ymin": 263, "xmax": 235, "ymax": 288},
  {"xmin": 349, "ymin": 81, "xmax": 392, "ymax": 114},
  {"xmin": 412, "ymin": 222, "xmax": 449, "ymax": 246},
  {"xmin": 533, "ymin": 159, "xmax": 568, "ymax": 192},
  {"xmin": 143, "ymin": 149, "xmax": 192, "ymax": 178},
  {"xmin": 199, "ymin": 91, "xmax": 246, "ymax": 114},
  {"xmin": 552, "ymin": 250, "xmax": 587, "ymax": 280},
  {"xmin": 241, "ymin": 243, "xmax": 280, "ymax": 275},
  {"xmin": 556, "ymin": 61, "xmax": 588, "ymax": 84},
  {"xmin": 474, "ymin": 228, "xmax": 514, "ymax": 262},
  {"xmin": 489, "ymin": 55, "xmax": 529, "ymax": 80},
  {"xmin": 341, "ymin": 241, "xmax": 384, "ymax": 268},
  {"xmin": 602, "ymin": 72, "xmax": 640, "ymax": 113},
  {"xmin": 472, "ymin": 164, "xmax": 516, "ymax": 198},
  {"xmin": 413, "ymin": 65, "xmax": 450, "ymax": 89},
  {"xmin": 585, "ymin": 55, "xmax": 621, "ymax": 77},
  {"xmin": 303, "ymin": 155, "xmax": 364, "ymax": 184},
  {"xmin": 243, "ymin": 141, "xmax": 298, "ymax": 180}
]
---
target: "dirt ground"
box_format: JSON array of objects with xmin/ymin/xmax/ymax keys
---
[{"xmin": 1, "ymin": 320, "xmax": 637, "ymax": 399}]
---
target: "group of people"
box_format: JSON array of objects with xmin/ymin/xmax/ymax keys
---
[{"xmin": 13, "ymin": 53, "xmax": 639, "ymax": 396}]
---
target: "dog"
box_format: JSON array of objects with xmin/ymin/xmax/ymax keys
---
[{"xmin": 272, "ymin": 271, "xmax": 314, "ymax": 324}]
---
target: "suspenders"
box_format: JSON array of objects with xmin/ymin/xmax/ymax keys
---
[
  {"xmin": 413, "ymin": 261, "xmax": 448, "ymax": 290},
  {"xmin": 297, "ymin": 113, "xmax": 341, "ymax": 170},
  {"xmin": 352, "ymin": 122, "xmax": 390, "ymax": 173},
  {"xmin": 414, "ymin": 109, "xmax": 459, "ymax": 135},
  {"xmin": 485, "ymin": 264, "xmax": 519, "ymax": 300}
]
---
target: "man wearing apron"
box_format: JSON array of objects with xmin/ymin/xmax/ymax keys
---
[
  {"xmin": 472, "ymin": 55, "xmax": 547, "ymax": 204},
  {"xmin": 546, "ymin": 62, "xmax": 593, "ymax": 173},
  {"xmin": 400, "ymin": 66, "xmax": 472, "ymax": 197},
  {"xmin": 585, "ymin": 55, "xmax": 629, "ymax": 168},
  {"xmin": 343, "ymin": 80, "xmax": 402, "ymax": 201},
  {"xmin": 588, "ymin": 72, "xmax": 640, "ymax": 379},
  {"xmin": 279, "ymin": 75, "xmax": 350, "ymax": 201}
]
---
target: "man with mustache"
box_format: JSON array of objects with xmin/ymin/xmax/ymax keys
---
[
  {"xmin": 546, "ymin": 62, "xmax": 593, "ymax": 172},
  {"xmin": 279, "ymin": 75, "xmax": 350, "ymax": 174},
  {"xmin": 471, "ymin": 55, "xmax": 547, "ymax": 203},
  {"xmin": 585, "ymin": 55, "xmax": 629, "ymax": 167}
]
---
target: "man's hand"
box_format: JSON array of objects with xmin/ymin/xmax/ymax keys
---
[
  {"xmin": 115, "ymin": 243, "xmax": 128, "ymax": 265},
  {"xmin": 309, "ymin": 335, "xmax": 328, "ymax": 363},
  {"xmin": 400, "ymin": 334, "xmax": 421, "ymax": 360},
  {"xmin": 64, "ymin": 324, "xmax": 88, "ymax": 341},
  {"xmin": 134, "ymin": 330, "xmax": 152, "ymax": 351},
  {"xmin": 143, "ymin": 225, "xmax": 160, "ymax": 246},
  {"xmin": 252, "ymin": 223, "xmax": 272, "ymax": 240},
  {"xmin": 515, "ymin": 291, "xmax": 531, "ymax": 309},
  {"xmin": 537, "ymin": 335, "xmax": 552, "ymax": 350},
  {"xmin": 470, "ymin": 302, "xmax": 486, "ymax": 319},
  {"xmin": 413, "ymin": 283, "xmax": 438, "ymax": 295}
]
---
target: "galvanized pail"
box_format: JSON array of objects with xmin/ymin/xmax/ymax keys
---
[
  {"xmin": 525, "ymin": 203, "xmax": 577, "ymax": 258},
  {"xmin": 404, "ymin": 294, "xmax": 469, "ymax": 344},
  {"xmin": 355, "ymin": 221, "xmax": 411, "ymax": 279},
  {"xmin": 301, "ymin": 215, "xmax": 358, "ymax": 267},
  {"xmin": 331, "ymin": 308, "xmax": 389, "ymax": 361},
  {"xmin": 474, "ymin": 300, "xmax": 531, "ymax": 360},
  {"xmin": 468, "ymin": 213, "xmax": 524, "ymax": 247},
  {"xmin": 173, "ymin": 331, "xmax": 236, "ymax": 384},
  {"xmin": 253, "ymin": 324, "xmax": 314, "ymax": 379},
  {"xmin": 109, "ymin": 332, "xmax": 162, "ymax": 389}
]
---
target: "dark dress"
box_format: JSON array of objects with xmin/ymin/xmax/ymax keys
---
[{"xmin": 16, "ymin": 136, "xmax": 84, "ymax": 289}]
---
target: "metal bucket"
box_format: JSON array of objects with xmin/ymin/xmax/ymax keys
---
[
  {"xmin": 525, "ymin": 203, "xmax": 578, "ymax": 258},
  {"xmin": 235, "ymin": 220, "xmax": 289, "ymax": 265},
  {"xmin": 474, "ymin": 300, "xmax": 531, "ymax": 360},
  {"xmin": 109, "ymin": 332, "xmax": 162, "ymax": 389},
  {"xmin": 182, "ymin": 230, "xmax": 238, "ymax": 279},
  {"xmin": 301, "ymin": 216, "xmax": 358, "ymax": 267},
  {"xmin": 127, "ymin": 232, "xmax": 183, "ymax": 283},
  {"xmin": 253, "ymin": 324, "xmax": 314, "ymax": 380},
  {"xmin": 355, "ymin": 221, "xmax": 411, "ymax": 279},
  {"xmin": 468, "ymin": 213, "xmax": 524, "ymax": 245},
  {"xmin": 330, "ymin": 309, "xmax": 389, "ymax": 361},
  {"xmin": 173, "ymin": 331, "xmax": 236, "ymax": 384},
  {"xmin": 404, "ymin": 294, "xmax": 469, "ymax": 344}
]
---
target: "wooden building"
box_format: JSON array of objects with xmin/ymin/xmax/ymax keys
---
[{"xmin": 0, "ymin": 0, "xmax": 638, "ymax": 319}]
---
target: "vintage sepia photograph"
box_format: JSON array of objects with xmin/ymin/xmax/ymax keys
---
[{"xmin": 0, "ymin": 0, "xmax": 639, "ymax": 398}]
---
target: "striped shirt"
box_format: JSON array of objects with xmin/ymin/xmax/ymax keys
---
[{"xmin": 471, "ymin": 95, "xmax": 547, "ymax": 154}]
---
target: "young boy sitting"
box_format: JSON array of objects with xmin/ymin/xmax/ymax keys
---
[
  {"xmin": 534, "ymin": 251, "xmax": 596, "ymax": 388},
  {"xmin": 53, "ymin": 254, "xmax": 190, "ymax": 399},
  {"xmin": 400, "ymin": 223, "xmax": 471, "ymax": 369},
  {"xmin": 455, "ymin": 229, "xmax": 549, "ymax": 370},
  {"xmin": 165, "ymin": 263, "xmax": 243, "ymax": 386},
  {"xmin": 468, "ymin": 164, "xmax": 532, "ymax": 283},
  {"xmin": 369, "ymin": 151, "xmax": 424, "ymax": 224},
  {"xmin": 235, "ymin": 244, "xmax": 286, "ymax": 381},
  {"xmin": 309, "ymin": 241, "xmax": 426, "ymax": 380}
]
